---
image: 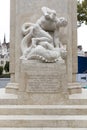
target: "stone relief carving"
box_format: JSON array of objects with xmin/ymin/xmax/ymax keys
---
[{"xmin": 20, "ymin": 7, "xmax": 67, "ymax": 63}]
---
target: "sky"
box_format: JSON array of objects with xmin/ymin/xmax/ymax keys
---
[
  {"xmin": 77, "ymin": 0, "xmax": 87, "ymax": 52},
  {"xmin": 0, "ymin": 0, "xmax": 87, "ymax": 51},
  {"xmin": 77, "ymin": 24, "xmax": 87, "ymax": 51},
  {"xmin": 0, "ymin": 0, "xmax": 10, "ymax": 43}
]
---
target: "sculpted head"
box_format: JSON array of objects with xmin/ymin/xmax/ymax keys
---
[
  {"xmin": 41, "ymin": 7, "xmax": 57, "ymax": 21},
  {"xmin": 57, "ymin": 17, "xmax": 67, "ymax": 27},
  {"xmin": 45, "ymin": 10, "xmax": 56, "ymax": 21}
]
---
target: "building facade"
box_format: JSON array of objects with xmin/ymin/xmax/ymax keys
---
[{"xmin": 0, "ymin": 36, "xmax": 9, "ymax": 68}]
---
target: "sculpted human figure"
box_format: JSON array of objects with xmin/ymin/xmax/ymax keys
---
[
  {"xmin": 20, "ymin": 7, "xmax": 67, "ymax": 63},
  {"xmin": 37, "ymin": 7, "xmax": 67, "ymax": 47}
]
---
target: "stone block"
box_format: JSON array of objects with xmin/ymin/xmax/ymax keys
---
[
  {"xmin": 18, "ymin": 60, "xmax": 68, "ymax": 104},
  {"xmin": 20, "ymin": 60, "xmax": 67, "ymax": 93}
]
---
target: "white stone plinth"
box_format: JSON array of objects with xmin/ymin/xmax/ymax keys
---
[{"xmin": 18, "ymin": 60, "xmax": 68, "ymax": 105}]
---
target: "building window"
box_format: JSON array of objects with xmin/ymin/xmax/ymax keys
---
[{"xmin": 1, "ymin": 61, "xmax": 4, "ymax": 64}]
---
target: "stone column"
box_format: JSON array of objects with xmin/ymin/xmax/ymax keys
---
[{"xmin": 10, "ymin": 0, "xmax": 16, "ymax": 82}]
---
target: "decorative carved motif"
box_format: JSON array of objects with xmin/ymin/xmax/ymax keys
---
[{"xmin": 20, "ymin": 7, "xmax": 67, "ymax": 63}]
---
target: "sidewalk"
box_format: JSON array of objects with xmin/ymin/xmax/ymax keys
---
[{"xmin": 0, "ymin": 78, "xmax": 10, "ymax": 88}]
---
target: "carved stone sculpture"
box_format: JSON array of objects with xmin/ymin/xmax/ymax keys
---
[{"xmin": 20, "ymin": 7, "xmax": 67, "ymax": 63}]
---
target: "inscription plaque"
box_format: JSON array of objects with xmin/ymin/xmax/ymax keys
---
[
  {"xmin": 26, "ymin": 75, "xmax": 61, "ymax": 92},
  {"xmin": 21, "ymin": 60, "xmax": 67, "ymax": 93}
]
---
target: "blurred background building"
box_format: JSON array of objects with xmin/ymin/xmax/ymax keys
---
[{"xmin": 0, "ymin": 35, "xmax": 9, "ymax": 68}]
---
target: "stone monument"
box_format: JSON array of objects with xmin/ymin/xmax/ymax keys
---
[
  {"xmin": 6, "ymin": 0, "xmax": 81, "ymax": 105},
  {"xmin": 20, "ymin": 6, "xmax": 67, "ymax": 63},
  {"xmin": 0, "ymin": 0, "xmax": 85, "ymax": 128},
  {"xmin": 19, "ymin": 6, "xmax": 68, "ymax": 104}
]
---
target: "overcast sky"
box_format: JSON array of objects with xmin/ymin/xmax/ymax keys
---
[
  {"xmin": 0, "ymin": 0, "xmax": 87, "ymax": 51},
  {"xmin": 0, "ymin": 0, "xmax": 10, "ymax": 43},
  {"xmin": 77, "ymin": 24, "xmax": 87, "ymax": 51}
]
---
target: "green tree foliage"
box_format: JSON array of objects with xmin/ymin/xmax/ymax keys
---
[
  {"xmin": 4, "ymin": 61, "xmax": 9, "ymax": 72},
  {"xmin": 0, "ymin": 66, "xmax": 3, "ymax": 75},
  {"xmin": 77, "ymin": 0, "xmax": 87, "ymax": 26}
]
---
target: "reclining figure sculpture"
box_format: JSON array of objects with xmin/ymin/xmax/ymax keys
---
[{"xmin": 20, "ymin": 6, "xmax": 67, "ymax": 63}]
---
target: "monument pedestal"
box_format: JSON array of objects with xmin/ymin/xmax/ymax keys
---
[
  {"xmin": 0, "ymin": 0, "xmax": 86, "ymax": 128},
  {"xmin": 68, "ymin": 82, "xmax": 82, "ymax": 94},
  {"xmin": 18, "ymin": 60, "xmax": 68, "ymax": 105},
  {"xmin": 5, "ymin": 83, "xmax": 19, "ymax": 94}
]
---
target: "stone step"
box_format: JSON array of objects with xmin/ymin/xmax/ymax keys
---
[
  {"xmin": 1, "ymin": 88, "xmax": 87, "ymax": 105},
  {"xmin": 0, "ymin": 89, "xmax": 17, "ymax": 99},
  {"xmin": 68, "ymin": 82, "xmax": 82, "ymax": 94},
  {"xmin": 0, "ymin": 88, "xmax": 18, "ymax": 105},
  {"xmin": 1, "ymin": 105, "xmax": 87, "ymax": 115},
  {"xmin": 69, "ymin": 89, "xmax": 87, "ymax": 99},
  {"xmin": 68, "ymin": 88, "xmax": 87, "ymax": 105},
  {"xmin": 0, "ymin": 128, "xmax": 87, "ymax": 130},
  {"xmin": 0, "ymin": 115, "xmax": 87, "ymax": 127},
  {"xmin": 68, "ymin": 99, "xmax": 87, "ymax": 105}
]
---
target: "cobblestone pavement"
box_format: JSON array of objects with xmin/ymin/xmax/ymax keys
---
[{"xmin": 0, "ymin": 78, "xmax": 10, "ymax": 88}]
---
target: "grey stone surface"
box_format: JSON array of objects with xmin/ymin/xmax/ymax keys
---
[
  {"xmin": 0, "ymin": 78, "xmax": 10, "ymax": 88},
  {"xmin": 21, "ymin": 60, "xmax": 67, "ymax": 93},
  {"xmin": 9, "ymin": 0, "xmax": 78, "ymax": 92}
]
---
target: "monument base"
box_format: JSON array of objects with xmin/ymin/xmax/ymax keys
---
[
  {"xmin": 18, "ymin": 60, "xmax": 69, "ymax": 105},
  {"xmin": 5, "ymin": 83, "xmax": 19, "ymax": 94},
  {"xmin": 68, "ymin": 82, "xmax": 82, "ymax": 94}
]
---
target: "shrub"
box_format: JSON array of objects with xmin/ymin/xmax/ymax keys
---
[
  {"xmin": 0, "ymin": 66, "xmax": 3, "ymax": 75},
  {"xmin": 0, "ymin": 73, "xmax": 10, "ymax": 78},
  {"xmin": 4, "ymin": 61, "xmax": 9, "ymax": 72}
]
